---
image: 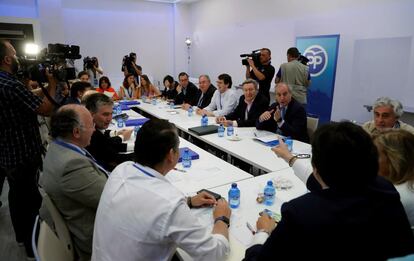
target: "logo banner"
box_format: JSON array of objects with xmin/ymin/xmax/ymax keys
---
[{"xmin": 296, "ymin": 35, "xmax": 340, "ymax": 124}]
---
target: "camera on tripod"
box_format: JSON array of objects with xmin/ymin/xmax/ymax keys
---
[
  {"xmin": 240, "ymin": 49, "xmax": 261, "ymax": 68},
  {"xmin": 83, "ymin": 56, "xmax": 97, "ymax": 70},
  {"xmin": 18, "ymin": 43, "xmax": 82, "ymax": 83},
  {"xmin": 122, "ymin": 53, "xmax": 136, "ymax": 69}
]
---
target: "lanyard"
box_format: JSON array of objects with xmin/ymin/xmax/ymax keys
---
[
  {"xmin": 133, "ymin": 163, "xmax": 155, "ymax": 177},
  {"xmin": 54, "ymin": 139, "xmax": 109, "ymax": 176},
  {"xmin": 127, "ymin": 87, "xmax": 133, "ymax": 98},
  {"xmin": 219, "ymin": 93, "xmax": 222, "ymax": 110}
]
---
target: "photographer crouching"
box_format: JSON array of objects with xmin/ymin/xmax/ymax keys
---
[
  {"xmin": 122, "ymin": 52, "xmax": 142, "ymax": 85},
  {"xmin": 244, "ymin": 48, "xmax": 275, "ymax": 103},
  {"xmin": 84, "ymin": 56, "xmax": 103, "ymax": 87},
  {"xmin": 0, "ymin": 40, "xmax": 58, "ymax": 259}
]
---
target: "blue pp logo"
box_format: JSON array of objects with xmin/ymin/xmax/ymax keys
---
[{"xmin": 303, "ymin": 45, "xmax": 328, "ymax": 77}]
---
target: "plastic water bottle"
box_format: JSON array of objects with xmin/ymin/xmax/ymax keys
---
[
  {"xmin": 116, "ymin": 104, "xmax": 122, "ymax": 115},
  {"xmin": 117, "ymin": 117, "xmax": 124, "ymax": 128},
  {"xmin": 169, "ymin": 102, "xmax": 175, "ymax": 109},
  {"xmin": 228, "ymin": 183, "xmax": 240, "ymax": 209},
  {"xmin": 201, "ymin": 114, "xmax": 208, "ymax": 127},
  {"xmin": 264, "ymin": 180, "xmax": 275, "ymax": 206},
  {"xmin": 152, "ymin": 97, "xmax": 157, "ymax": 105},
  {"xmin": 182, "ymin": 148, "xmax": 192, "ymax": 168},
  {"xmin": 218, "ymin": 124, "xmax": 225, "ymax": 137},
  {"xmin": 142, "ymin": 96, "xmax": 147, "ymax": 103},
  {"xmin": 134, "ymin": 125, "xmax": 141, "ymax": 137},
  {"xmin": 227, "ymin": 122, "xmax": 234, "ymax": 136},
  {"xmin": 188, "ymin": 106, "xmax": 193, "ymax": 117}
]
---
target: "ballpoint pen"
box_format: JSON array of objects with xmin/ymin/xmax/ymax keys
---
[
  {"xmin": 173, "ymin": 167, "xmax": 187, "ymax": 173},
  {"xmin": 246, "ymin": 222, "xmax": 256, "ymax": 235}
]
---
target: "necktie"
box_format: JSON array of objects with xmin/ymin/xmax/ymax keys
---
[
  {"xmin": 280, "ymin": 106, "xmax": 286, "ymax": 121},
  {"xmin": 198, "ymin": 94, "xmax": 204, "ymax": 107}
]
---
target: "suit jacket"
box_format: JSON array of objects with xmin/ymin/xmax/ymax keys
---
[
  {"xmin": 256, "ymin": 98, "xmax": 309, "ymax": 142},
  {"xmin": 85, "ymin": 130, "xmax": 130, "ymax": 171},
  {"xmin": 174, "ymin": 82, "xmax": 200, "ymax": 106},
  {"xmin": 195, "ymin": 84, "xmax": 216, "ymax": 109},
  {"xmin": 225, "ymin": 93, "xmax": 269, "ymax": 127},
  {"xmin": 244, "ymin": 176, "xmax": 414, "ymax": 260},
  {"xmin": 41, "ymin": 142, "xmax": 107, "ymax": 260}
]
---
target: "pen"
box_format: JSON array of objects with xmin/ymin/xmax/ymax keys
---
[
  {"xmin": 246, "ymin": 222, "xmax": 256, "ymax": 235},
  {"xmin": 173, "ymin": 167, "xmax": 187, "ymax": 173}
]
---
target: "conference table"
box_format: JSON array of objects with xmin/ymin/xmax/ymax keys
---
[
  {"xmin": 116, "ymin": 101, "xmax": 311, "ymax": 260},
  {"xmin": 178, "ymin": 168, "xmax": 308, "ymax": 261},
  {"xmin": 129, "ymin": 99, "xmax": 312, "ymax": 173}
]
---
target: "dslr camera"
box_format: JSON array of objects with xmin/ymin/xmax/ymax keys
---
[
  {"xmin": 240, "ymin": 49, "xmax": 261, "ymax": 68},
  {"xmin": 83, "ymin": 56, "xmax": 97, "ymax": 70},
  {"xmin": 18, "ymin": 43, "xmax": 82, "ymax": 83}
]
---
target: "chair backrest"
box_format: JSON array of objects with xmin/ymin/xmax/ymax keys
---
[
  {"xmin": 38, "ymin": 189, "xmax": 75, "ymax": 260},
  {"xmin": 307, "ymin": 116, "xmax": 319, "ymax": 141},
  {"xmin": 32, "ymin": 215, "xmax": 74, "ymax": 261}
]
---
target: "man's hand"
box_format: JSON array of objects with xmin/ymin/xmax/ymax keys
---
[
  {"xmin": 271, "ymin": 138, "xmax": 292, "ymax": 162},
  {"xmin": 213, "ymin": 199, "xmax": 231, "ymax": 219},
  {"xmin": 259, "ymin": 109, "xmax": 274, "ymax": 122},
  {"xmin": 256, "ymin": 213, "xmax": 276, "ymax": 234},
  {"xmin": 176, "ymin": 85, "xmax": 183, "ymax": 94},
  {"xmin": 196, "ymin": 108, "xmax": 207, "ymax": 116},
  {"xmin": 216, "ymin": 116, "xmax": 226, "ymax": 124},
  {"xmin": 247, "ymin": 58, "xmax": 255, "ymax": 68},
  {"xmin": 181, "ymin": 103, "xmax": 191, "ymax": 111},
  {"xmin": 118, "ymin": 129, "xmax": 133, "ymax": 141},
  {"xmin": 191, "ymin": 191, "xmax": 217, "ymax": 208}
]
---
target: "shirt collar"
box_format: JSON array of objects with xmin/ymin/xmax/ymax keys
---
[{"xmin": 134, "ymin": 162, "xmax": 168, "ymax": 181}]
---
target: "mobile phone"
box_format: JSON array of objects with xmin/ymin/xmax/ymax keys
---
[
  {"xmin": 259, "ymin": 209, "xmax": 282, "ymax": 222},
  {"xmin": 197, "ymin": 189, "xmax": 221, "ymax": 200}
]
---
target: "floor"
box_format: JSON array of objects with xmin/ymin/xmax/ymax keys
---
[{"xmin": 0, "ymin": 180, "xmax": 29, "ymax": 261}]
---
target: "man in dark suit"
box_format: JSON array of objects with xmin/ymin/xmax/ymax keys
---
[
  {"xmin": 217, "ymin": 79, "xmax": 268, "ymax": 127},
  {"xmin": 245, "ymin": 122, "xmax": 414, "ymax": 260},
  {"xmin": 84, "ymin": 93, "xmax": 133, "ymax": 171},
  {"xmin": 192, "ymin": 74, "xmax": 216, "ymax": 110},
  {"xmin": 256, "ymin": 82, "xmax": 309, "ymax": 142},
  {"xmin": 174, "ymin": 72, "xmax": 199, "ymax": 106},
  {"xmin": 41, "ymin": 104, "xmax": 107, "ymax": 260}
]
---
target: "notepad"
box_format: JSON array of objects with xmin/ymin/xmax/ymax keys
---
[
  {"xmin": 253, "ymin": 135, "xmax": 281, "ymax": 147},
  {"xmin": 125, "ymin": 118, "xmax": 149, "ymax": 127},
  {"xmin": 178, "ymin": 147, "xmax": 200, "ymax": 162},
  {"xmin": 119, "ymin": 100, "xmax": 140, "ymax": 106},
  {"xmin": 188, "ymin": 125, "xmax": 219, "ymax": 136}
]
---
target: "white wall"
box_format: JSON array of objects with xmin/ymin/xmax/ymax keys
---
[{"xmin": 185, "ymin": 0, "xmax": 414, "ymax": 123}]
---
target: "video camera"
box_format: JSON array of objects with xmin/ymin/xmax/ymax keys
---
[
  {"xmin": 83, "ymin": 56, "xmax": 97, "ymax": 70},
  {"xmin": 18, "ymin": 43, "xmax": 82, "ymax": 83},
  {"xmin": 298, "ymin": 55, "xmax": 309, "ymax": 65},
  {"xmin": 240, "ymin": 49, "xmax": 261, "ymax": 68},
  {"xmin": 121, "ymin": 53, "xmax": 136, "ymax": 70}
]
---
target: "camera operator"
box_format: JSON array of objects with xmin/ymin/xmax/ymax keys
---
[
  {"xmin": 85, "ymin": 56, "xmax": 103, "ymax": 87},
  {"xmin": 245, "ymin": 48, "xmax": 275, "ymax": 103},
  {"xmin": 0, "ymin": 40, "xmax": 57, "ymax": 258},
  {"xmin": 122, "ymin": 52, "xmax": 142, "ymax": 84},
  {"xmin": 275, "ymin": 47, "xmax": 311, "ymax": 108}
]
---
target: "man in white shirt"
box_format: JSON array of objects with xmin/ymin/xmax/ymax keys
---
[
  {"xmin": 196, "ymin": 73, "xmax": 238, "ymax": 117},
  {"xmin": 92, "ymin": 119, "xmax": 232, "ymax": 261}
]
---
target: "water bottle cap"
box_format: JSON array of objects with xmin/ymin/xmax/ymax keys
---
[
  {"xmin": 231, "ymin": 183, "xmax": 237, "ymax": 188},
  {"xmin": 267, "ymin": 180, "xmax": 273, "ymax": 186},
  {"xmin": 184, "ymin": 148, "xmax": 189, "ymax": 153}
]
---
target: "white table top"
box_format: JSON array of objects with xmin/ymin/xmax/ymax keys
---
[
  {"xmin": 179, "ymin": 168, "xmax": 308, "ymax": 261},
  {"xmin": 132, "ymin": 99, "xmax": 312, "ymax": 173}
]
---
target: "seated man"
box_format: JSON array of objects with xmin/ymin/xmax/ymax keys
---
[
  {"xmin": 41, "ymin": 104, "xmax": 108, "ymax": 260},
  {"xmin": 256, "ymin": 82, "xmax": 308, "ymax": 142},
  {"xmin": 216, "ymin": 79, "xmax": 268, "ymax": 127},
  {"xmin": 84, "ymin": 93, "xmax": 134, "ymax": 171},
  {"xmin": 174, "ymin": 72, "xmax": 199, "ymax": 106},
  {"xmin": 184, "ymin": 74, "xmax": 216, "ymax": 110},
  {"xmin": 196, "ymin": 73, "xmax": 239, "ymax": 117},
  {"xmin": 246, "ymin": 122, "xmax": 414, "ymax": 260},
  {"xmin": 362, "ymin": 96, "xmax": 414, "ymax": 135},
  {"xmin": 65, "ymin": 81, "xmax": 92, "ymax": 105},
  {"xmin": 92, "ymin": 119, "xmax": 232, "ymax": 260}
]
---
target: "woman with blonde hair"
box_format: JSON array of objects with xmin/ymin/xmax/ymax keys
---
[
  {"xmin": 140, "ymin": 74, "xmax": 161, "ymax": 98},
  {"xmin": 373, "ymin": 129, "xmax": 414, "ymax": 228}
]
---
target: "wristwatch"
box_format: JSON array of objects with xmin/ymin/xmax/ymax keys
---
[{"xmin": 214, "ymin": 216, "xmax": 230, "ymax": 227}]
